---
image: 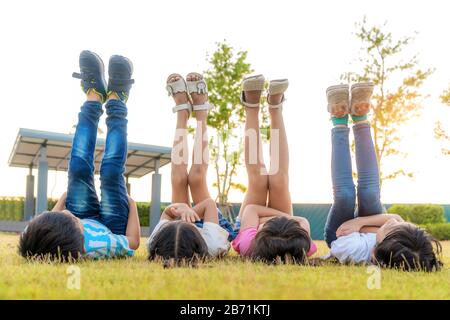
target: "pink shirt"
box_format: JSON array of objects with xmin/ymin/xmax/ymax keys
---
[{"xmin": 232, "ymin": 227, "xmax": 318, "ymax": 257}]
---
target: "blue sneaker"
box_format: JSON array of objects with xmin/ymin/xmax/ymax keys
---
[
  {"xmin": 107, "ymin": 55, "xmax": 135, "ymax": 103},
  {"xmin": 72, "ymin": 50, "xmax": 107, "ymax": 103}
]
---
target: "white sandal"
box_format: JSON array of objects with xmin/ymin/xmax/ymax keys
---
[
  {"xmin": 350, "ymin": 82, "xmax": 374, "ymax": 116},
  {"xmin": 186, "ymin": 72, "xmax": 213, "ymax": 112},
  {"xmin": 166, "ymin": 73, "xmax": 192, "ymax": 114},
  {"xmin": 326, "ymin": 84, "xmax": 349, "ymax": 118},
  {"xmin": 267, "ymin": 79, "xmax": 289, "ymax": 109},
  {"xmin": 241, "ymin": 74, "xmax": 265, "ymax": 107}
]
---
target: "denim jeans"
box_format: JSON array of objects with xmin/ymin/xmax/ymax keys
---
[
  {"xmin": 324, "ymin": 123, "xmax": 383, "ymax": 247},
  {"xmin": 65, "ymin": 100, "xmax": 129, "ymax": 235}
]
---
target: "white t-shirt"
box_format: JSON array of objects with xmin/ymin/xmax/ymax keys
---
[
  {"xmin": 329, "ymin": 232, "xmax": 377, "ymax": 264},
  {"xmin": 147, "ymin": 219, "xmax": 230, "ymax": 257}
]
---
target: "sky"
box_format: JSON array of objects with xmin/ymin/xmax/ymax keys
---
[{"xmin": 1, "ymin": 0, "xmax": 450, "ymax": 204}]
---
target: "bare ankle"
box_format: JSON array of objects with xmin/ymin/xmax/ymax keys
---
[{"xmin": 87, "ymin": 90, "xmax": 103, "ymax": 102}]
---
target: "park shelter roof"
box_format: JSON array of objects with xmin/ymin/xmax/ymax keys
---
[{"xmin": 8, "ymin": 128, "xmax": 172, "ymax": 178}]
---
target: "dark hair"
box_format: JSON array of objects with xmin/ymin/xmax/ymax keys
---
[
  {"xmin": 251, "ymin": 216, "xmax": 311, "ymax": 264},
  {"xmin": 148, "ymin": 221, "xmax": 208, "ymax": 267},
  {"xmin": 373, "ymin": 224, "xmax": 443, "ymax": 272},
  {"xmin": 18, "ymin": 211, "xmax": 84, "ymax": 262}
]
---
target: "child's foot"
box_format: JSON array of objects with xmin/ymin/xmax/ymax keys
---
[
  {"xmin": 241, "ymin": 74, "xmax": 265, "ymax": 108},
  {"xmin": 167, "ymin": 74, "xmax": 190, "ymax": 117},
  {"xmin": 267, "ymin": 79, "xmax": 289, "ymax": 109},
  {"xmin": 107, "ymin": 55, "xmax": 135, "ymax": 103},
  {"xmin": 326, "ymin": 84, "xmax": 349, "ymax": 118},
  {"xmin": 186, "ymin": 72, "xmax": 209, "ymax": 119},
  {"xmin": 350, "ymin": 83, "xmax": 374, "ymax": 117},
  {"xmin": 72, "ymin": 50, "xmax": 107, "ymax": 103}
]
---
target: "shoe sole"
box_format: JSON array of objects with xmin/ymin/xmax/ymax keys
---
[
  {"xmin": 242, "ymin": 74, "xmax": 265, "ymax": 91},
  {"xmin": 109, "ymin": 55, "xmax": 134, "ymax": 76},
  {"xmin": 269, "ymin": 79, "xmax": 289, "ymax": 95},
  {"xmin": 350, "ymin": 82, "xmax": 374, "ymax": 116},
  {"xmin": 80, "ymin": 50, "xmax": 106, "ymax": 77}
]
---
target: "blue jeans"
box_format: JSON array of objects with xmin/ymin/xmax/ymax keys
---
[
  {"xmin": 65, "ymin": 100, "xmax": 129, "ymax": 235},
  {"xmin": 324, "ymin": 123, "xmax": 383, "ymax": 247}
]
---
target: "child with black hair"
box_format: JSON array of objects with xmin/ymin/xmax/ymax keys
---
[
  {"xmin": 323, "ymin": 83, "xmax": 442, "ymax": 272},
  {"xmin": 147, "ymin": 72, "xmax": 235, "ymax": 266},
  {"xmin": 231, "ymin": 75, "xmax": 317, "ymax": 264},
  {"xmin": 19, "ymin": 50, "xmax": 140, "ymax": 261}
]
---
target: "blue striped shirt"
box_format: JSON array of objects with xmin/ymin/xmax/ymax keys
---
[{"xmin": 82, "ymin": 219, "xmax": 134, "ymax": 259}]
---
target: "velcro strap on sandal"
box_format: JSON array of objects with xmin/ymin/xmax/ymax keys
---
[
  {"xmin": 72, "ymin": 72, "xmax": 83, "ymax": 79},
  {"xmin": 166, "ymin": 78, "xmax": 188, "ymax": 96},
  {"xmin": 109, "ymin": 78, "xmax": 135, "ymax": 85},
  {"xmin": 172, "ymin": 103, "xmax": 192, "ymax": 114},
  {"xmin": 267, "ymin": 94, "xmax": 286, "ymax": 109},
  {"xmin": 192, "ymin": 103, "xmax": 213, "ymax": 111},
  {"xmin": 187, "ymin": 80, "xmax": 208, "ymax": 95},
  {"xmin": 240, "ymin": 91, "xmax": 260, "ymax": 108}
]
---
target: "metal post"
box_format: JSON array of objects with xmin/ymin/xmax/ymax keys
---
[
  {"xmin": 126, "ymin": 175, "xmax": 131, "ymax": 195},
  {"xmin": 35, "ymin": 145, "xmax": 48, "ymax": 215},
  {"xmin": 24, "ymin": 165, "xmax": 35, "ymax": 221},
  {"xmin": 149, "ymin": 159, "xmax": 161, "ymax": 232}
]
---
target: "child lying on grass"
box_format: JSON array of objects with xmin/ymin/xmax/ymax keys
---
[
  {"xmin": 19, "ymin": 50, "xmax": 140, "ymax": 261},
  {"xmin": 147, "ymin": 73, "xmax": 237, "ymax": 267},
  {"xmin": 323, "ymin": 83, "xmax": 442, "ymax": 271}
]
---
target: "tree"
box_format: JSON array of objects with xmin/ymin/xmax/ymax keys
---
[
  {"xmin": 342, "ymin": 17, "xmax": 433, "ymax": 186},
  {"xmin": 199, "ymin": 41, "xmax": 261, "ymax": 221},
  {"xmin": 434, "ymin": 87, "xmax": 450, "ymax": 155}
]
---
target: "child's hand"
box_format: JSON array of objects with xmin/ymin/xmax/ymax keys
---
[
  {"xmin": 336, "ymin": 219, "xmax": 362, "ymax": 237},
  {"xmin": 169, "ymin": 204, "xmax": 200, "ymax": 223}
]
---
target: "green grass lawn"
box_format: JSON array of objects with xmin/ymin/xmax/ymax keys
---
[{"xmin": 1, "ymin": 232, "xmax": 449, "ymax": 299}]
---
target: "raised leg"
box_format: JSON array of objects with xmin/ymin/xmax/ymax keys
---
[
  {"xmin": 238, "ymin": 90, "xmax": 269, "ymax": 219},
  {"xmin": 188, "ymin": 73, "xmax": 211, "ymax": 204},
  {"xmin": 324, "ymin": 126, "xmax": 356, "ymax": 247},
  {"xmin": 353, "ymin": 121, "xmax": 383, "ymax": 216},
  {"xmin": 169, "ymin": 75, "xmax": 191, "ymax": 205},
  {"xmin": 267, "ymin": 93, "xmax": 292, "ymax": 214},
  {"xmin": 65, "ymin": 92, "xmax": 102, "ymax": 220},
  {"xmin": 99, "ymin": 96, "xmax": 129, "ymax": 235}
]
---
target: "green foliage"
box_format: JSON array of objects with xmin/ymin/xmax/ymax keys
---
[
  {"xmin": 434, "ymin": 87, "xmax": 450, "ymax": 155},
  {"xmin": 387, "ymin": 204, "xmax": 411, "ymax": 220},
  {"xmin": 197, "ymin": 41, "xmax": 257, "ymax": 215},
  {"xmin": 0, "ymin": 197, "xmax": 24, "ymax": 221},
  {"xmin": 135, "ymin": 202, "xmax": 167, "ymax": 227},
  {"xmin": 424, "ymin": 223, "xmax": 450, "ymax": 240},
  {"xmin": 388, "ymin": 204, "xmax": 445, "ymax": 224},
  {"xmin": 441, "ymin": 87, "xmax": 450, "ymax": 106},
  {"xmin": 342, "ymin": 17, "xmax": 433, "ymax": 185}
]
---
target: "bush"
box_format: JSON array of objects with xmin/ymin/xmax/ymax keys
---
[
  {"xmin": 136, "ymin": 202, "xmax": 167, "ymax": 227},
  {"xmin": 388, "ymin": 204, "xmax": 445, "ymax": 225},
  {"xmin": 0, "ymin": 197, "xmax": 24, "ymax": 221},
  {"xmin": 387, "ymin": 204, "xmax": 411, "ymax": 221},
  {"xmin": 410, "ymin": 204, "xmax": 445, "ymax": 224},
  {"xmin": 423, "ymin": 223, "xmax": 450, "ymax": 241}
]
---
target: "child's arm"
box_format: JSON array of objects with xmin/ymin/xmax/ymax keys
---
[
  {"xmin": 125, "ymin": 196, "xmax": 141, "ymax": 250},
  {"xmin": 360, "ymin": 226, "xmax": 380, "ymax": 234},
  {"xmin": 336, "ymin": 214, "xmax": 404, "ymax": 237},
  {"xmin": 240, "ymin": 205, "xmax": 290, "ymax": 230},
  {"xmin": 51, "ymin": 192, "xmax": 67, "ymax": 212},
  {"xmin": 192, "ymin": 198, "xmax": 218, "ymax": 224}
]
